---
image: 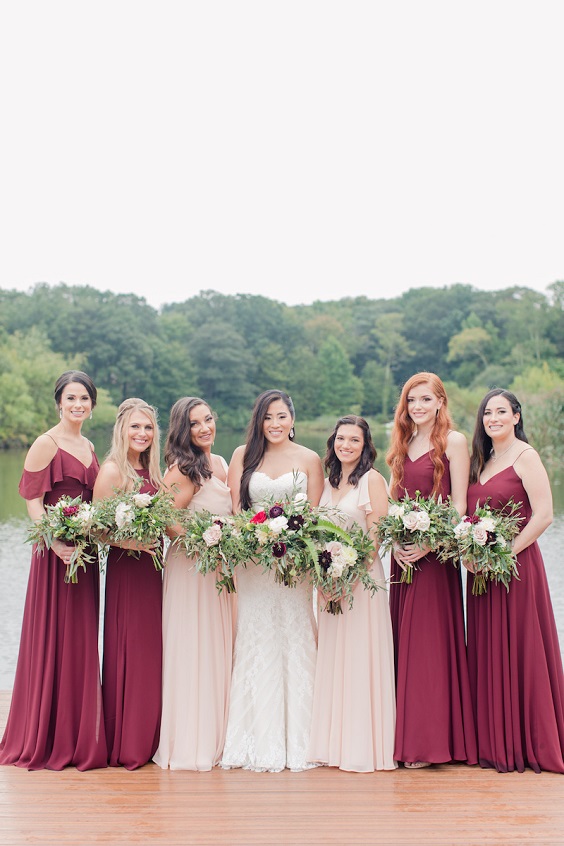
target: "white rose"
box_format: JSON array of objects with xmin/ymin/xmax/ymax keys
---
[
  {"xmin": 454, "ymin": 521, "xmax": 471, "ymax": 538},
  {"xmin": 325, "ymin": 541, "xmax": 344, "ymax": 557},
  {"xmin": 115, "ymin": 502, "xmax": 134, "ymax": 529},
  {"xmin": 78, "ymin": 503, "xmax": 93, "ymax": 530},
  {"xmin": 293, "ymin": 493, "xmax": 308, "ymax": 504},
  {"xmin": 268, "ymin": 516, "xmax": 289, "ymax": 535},
  {"xmin": 389, "ymin": 503, "xmax": 405, "ymax": 518},
  {"xmin": 202, "ymin": 524, "xmax": 222, "ymax": 547},
  {"xmin": 480, "ymin": 517, "xmax": 496, "ymax": 532},
  {"xmin": 402, "ymin": 511, "xmax": 420, "ymax": 531},
  {"xmin": 472, "ymin": 525, "xmax": 488, "ymax": 546},
  {"xmin": 133, "ymin": 493, "xmax": 153, "ymax": 508},
  {"xmin": 415, "ymin": 511, "xmax": 431, "ymax": 532},
  {"xmin": 328, "ymin": 561, "xmax": 345, "ymax": 579}
]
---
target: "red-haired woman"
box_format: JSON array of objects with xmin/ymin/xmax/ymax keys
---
[{"xmin": 387, "ymin": 373, "xmax": 476, "ymax": 768}]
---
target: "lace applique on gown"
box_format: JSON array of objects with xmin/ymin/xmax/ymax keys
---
[{"xmin": 221, "ymin": 471, "xmax": 318, "ymax": 772}]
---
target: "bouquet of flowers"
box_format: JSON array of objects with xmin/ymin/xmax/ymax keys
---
[
  {"xmin": 454, "ymin": 499, "xmax": 522, "ymax": 595},
  {"xmin": 174, "ymin": 510, "xmax": 243, "ymax": 593},
  {"xmin": 26, "ymin": 495, "xmax": 96, "ymax": 583},
  {"xmin": 377, "ymin": 490, "xmax": 458, "ymax": 583},
  {"xmin": 308, "ymin": 522, "xmax": 379, "ymax": 614},
  {"xmin": 92, "ymin": 483, "xmax": 179, "ymax": 570}
]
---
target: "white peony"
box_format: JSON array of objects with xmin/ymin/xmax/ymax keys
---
[
  {"xmin": 293, "ymin": 493, "xmax": 308, "ymax": 504},
  {"xmin": 454, "ymin": 521, "xmax": 471, "ymax": 538},
  {"xmin": 415, "ymin": 511, "xmax": 431, "ymax": 531},
  {"xmin": 402, "ymin": 511, "xmax": 420, "ymax": 531},
  {"xmin": 77, "ymin": 503, "xmax": 93, "ymax": 530},
  {"xmin": 268, "ymin": 515, "xmax": 289, "ymax": 535},
  {"xmin": 389, "ymin": 503, "xmax": 405, "ymax": 518},
  {"xmin": 203, "ymin": 524, "xmax": 222, "ymax": 547},
  {"xmin": 115, "ymin": 502, "xmax": 134, "ymax": 529},
  {"xmin": 328, "ymin": 560, "xmax": 345, "ymax": 579},
  {"xmin": 480, "ymin": 517, "xmax": 496, "ymax": 532},
  {"xmin": 341, "ymin": 545, "xmax": 358, "ymax": 567},
  {"xmin": 133, "ymin": 493, "xmax": 153, "ymax": 508}
]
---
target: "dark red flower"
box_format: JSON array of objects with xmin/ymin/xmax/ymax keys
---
[
  {"xmin": 250, "ymin": 511, "xmax": 268, "ymax": 524},
  {"xmin": 319, "ymin": 550, "xmax": 332, "ymax": 571},
  {"xmin": 288, "ymin": 514, "xmax": 305, "ymax": 531},
  {"xmin": 269, "ymin": 505, "xmax": 284, "ymax": 518},
  {"xmin": 62, "ymin": 505, "xmax": 80, "ymax": 517},
  {"xmin": 272, "ymin": 542, "xmax": 287, "ymax": 558}
]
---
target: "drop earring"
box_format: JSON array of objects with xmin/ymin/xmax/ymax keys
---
[
  {"xmin": 290, "ymin": 426, "xmax": 295, "ymax": 440},
  {"xmin": 89, "ymin": 411, "xmax": 93, "ymax": 420},
  {"xmin": 59, "ymin": 408, "xmax": 63, "ymax": 419}
]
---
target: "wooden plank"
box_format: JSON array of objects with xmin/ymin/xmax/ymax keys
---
[{"xmin": 0, "ymin": 691, "xmax": 563, "ymax": 845}]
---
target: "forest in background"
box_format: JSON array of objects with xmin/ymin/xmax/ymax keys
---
[{"xmin": 0, "ymin": 282, "xmax": 563, "ymax": 468}]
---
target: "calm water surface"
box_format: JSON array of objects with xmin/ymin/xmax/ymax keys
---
[{"xmin": 1, "ymin": 438, "xmax": 562, "ymax": 688}]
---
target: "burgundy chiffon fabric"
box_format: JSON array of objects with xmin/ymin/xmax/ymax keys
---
[
  {"xmin": 390, "ymin": 453, "xmax": 477, "ymax": 765},
  {"xmin": 467, "ymin": 465, "xmax": 564, "ymax": 773},
  {"xmin": 102, "ymin": 469, "xmax": 162, "ymax": 769},
  {"xmin": 0, "ymin": 449, "xmax": 107, "ymax": 771}
]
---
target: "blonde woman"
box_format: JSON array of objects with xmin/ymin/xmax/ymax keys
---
[{"xmin": 93, "ymin": 398, "xmax": 163, "ymax": 769}]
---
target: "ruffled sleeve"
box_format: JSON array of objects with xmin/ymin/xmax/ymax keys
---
[
  {"xmin": 357, "ymin": 471, "xmax": 373, "ymax": 519},
  {"xmin": 18, "ymin": 451, "xmax": 65, "ymax": 500}
]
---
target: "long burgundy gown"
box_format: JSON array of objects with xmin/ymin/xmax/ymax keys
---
[
  {"xmin": 390, "ymin": 453, "xmax": 477, "ymax": 765},
  {"xmin": 0, "ymin": 448, "xmax": 107, "ymax": 771},
  {"xmin": 467, "ymin": 463, "xmax": 564, "ymax": 773},
  {"xmin": 102, "ymin": 469, "xmax": 162, "ymax": 769}
]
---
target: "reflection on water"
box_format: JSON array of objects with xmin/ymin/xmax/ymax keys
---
[{"xmin": 1, "ymin": 516, "xmax": 563, "ymax": 690}]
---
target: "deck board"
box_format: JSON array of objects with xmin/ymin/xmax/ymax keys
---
[{"xmin": 1, "ymin": 691, "xmax": 563, "ymax": 845}]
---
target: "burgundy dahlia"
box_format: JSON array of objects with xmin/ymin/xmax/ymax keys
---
[
  {"xmin": 272, "ymin": 542, "xmax": 287, "ymax": 558},
  {"xmin": 287, "ymin": 514, "xmax": 305, "ymax": 531},
  {"xmin": 269, "ymin": 505, "xmax": 284, "ymax": 518}
]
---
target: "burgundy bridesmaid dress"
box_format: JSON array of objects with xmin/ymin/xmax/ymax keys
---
[
  {"xmin": 390, "ymin": 453, "xmax": 477, "ymax": 765},
  {"xmin": 467, "ymin": 462, "xmax": 564, "ymax": 773},
  {"xmin": 0, "ymin": 448, "xmax": 107, "ymax": 771},
  {"xmin": 102, "ymin": 469, "xmax": 162, "ymax": 769}
]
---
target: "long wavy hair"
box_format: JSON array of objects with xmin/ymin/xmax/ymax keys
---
[
  {"xmin": 386, "ymin": 372, "xmax": 453, "ymax": 498},
  {"xmin": 239, "ymin": 390, "xmax": 295, "ymax": 510},
  {"xmin": 469, "ymin": 389, "xmax": 528, "ymax": 483},
  {"xmin": 325, "ymin": 415, "xmax": 377, "ymax": 489},
  {"xmin": 54, "ymin": 370, "xmax": 97, "ymax": 409},
  {"xmin": 164, "ymin": 397, "xmax": 215, "ymax": 489},
  {"xmin": 106, "ymin": 397, "xmax": 163, "ymax": 489}
]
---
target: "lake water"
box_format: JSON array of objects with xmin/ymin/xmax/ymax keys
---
[{"xmin": 1, "ymin": 436, "xmax": 562, "ymax": 688}]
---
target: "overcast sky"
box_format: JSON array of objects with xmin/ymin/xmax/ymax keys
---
[{"xmin": 1, "ymin": 1, "xmax": 562, "ymax": 310}]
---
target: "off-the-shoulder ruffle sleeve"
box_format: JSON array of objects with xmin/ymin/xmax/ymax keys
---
[
  {"xmin": 357, "ymin": 471, "xmax": 373, "ymax": 518},
  {"xmin": 18, "ymin": 451, "xmax": 66, "ymax": 500}
]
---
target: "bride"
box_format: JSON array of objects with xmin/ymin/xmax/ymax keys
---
[{"xmin": 221, "ymin": 390, "xmax": 324, "ymax": 772}]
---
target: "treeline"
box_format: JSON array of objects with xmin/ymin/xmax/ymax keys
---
[{"xmin": 0, "ymin": 282, "xmax": 563, "ymax": 465}]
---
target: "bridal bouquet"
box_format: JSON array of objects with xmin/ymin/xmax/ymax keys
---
[
  {"xmin": 308, "ymin": 523, "xmax": 379, "ymax": 615},
  {"xmin": 92, "ymin": 483, "xmax": 179, "ymax": 570},
  {"xmin": 27, "ymin": 495, "xmax": 96, "ymax": 583},
  {"xmin": 454, "ymin": 499, "xmax": 522, "ymax": 595},
  {"xmin": 174, "ymin": 510, "xmax": 243, "ymax": 593},
  {"xmin": 377, "ymin": 490, "xmax": 458, "ymax": 583}
]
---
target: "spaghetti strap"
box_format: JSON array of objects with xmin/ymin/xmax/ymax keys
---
[
  {"xmin": 44, "ymin": 433, "xmax": 59, "ymax": 446},
  {"xmin": 512, "ymin": 447, "xmax": 534, "ymax": 465}
]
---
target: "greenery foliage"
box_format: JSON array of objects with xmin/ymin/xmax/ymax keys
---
[{"xmin": 0, "ymin": 281, "xmax": 562, "ymax": 467}]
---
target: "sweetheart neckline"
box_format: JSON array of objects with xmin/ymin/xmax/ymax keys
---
[{"xmin": 252, "ymin": 470, "xmax": 307, "ymax": 482}]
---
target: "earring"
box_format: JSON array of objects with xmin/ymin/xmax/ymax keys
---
[
  {"xmin": 89, "ymin": 411, "xmax": 93, "ymax": 420},
  {"xmin": 59, "ymin": 408, "xmax": 63, "ymax": 419},
  {"xmin": 290, "ymin": 426, "xmax": 295, "ymax": 439}
]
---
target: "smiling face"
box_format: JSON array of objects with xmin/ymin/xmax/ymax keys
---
[
  {"xmin": 59, "ymin": 381, "xmax": 93, "ymax": 425},
  {"xmin": 189, "ymin": 403, "xmax": 216, "ymax": 452},
  {"xmin": 262, "ymin": 399, "xmax": 294, "ymax": 445},
  {"xmin": 482, "ymin": 395, "xmax": 519, "ymax": 440},
  {"xmin": 406, "ymin": 382, "xmax": 443, "ymax": 428},
  {"xmin": 334, "ymin": 424, "xmax": 365, "ymax": 471},
  {"xmin": 127, "ymin": 410, "xmax": 155, "ymax": 459}
]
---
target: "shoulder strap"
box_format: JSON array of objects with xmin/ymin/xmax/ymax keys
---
[
  {"xmin": 44, "ymin": 432, "xmax": 59, "ymax": 447},
  {"xmin": 512, "ymin": 447, "xmax": 534, "ymax": 465}
]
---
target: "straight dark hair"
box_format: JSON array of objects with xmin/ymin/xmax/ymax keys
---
[
  {"xmin": 469, "ymin": 389, "xmax": 528, "ymax": 483},
  {"xmin": 54, "ymin": 370, "xmax": 97, "ymax": 408},
  {"xmin": 239, "ymin": 390, "xmax": 295, "ymax": 510},
  {"xmin": 164, "ymin": 397, "xmax": 215, "ymax": 489},
  {"xmin": 325, "ymin": 415, "xmax": 377, "ymax": 489}
]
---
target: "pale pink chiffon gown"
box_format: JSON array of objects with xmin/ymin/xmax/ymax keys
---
[
  {"xmin": 308, "ymin": 472, "xmax": 397, "ymax": 771},
  {"xmin": 154, "ymin": 459, "xmax": 235, "ymax": 771}
]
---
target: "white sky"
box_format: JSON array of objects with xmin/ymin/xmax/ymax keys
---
[{"xmin": 1, "ymin": 1, "xmax": 563, "ymax": 310}]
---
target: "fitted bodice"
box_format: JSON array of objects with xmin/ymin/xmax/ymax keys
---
[{"xmin": 248, "ymin": 470, "xmax": 307, "ymax": 509}]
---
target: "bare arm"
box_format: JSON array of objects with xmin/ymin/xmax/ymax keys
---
[
  {"xmin": 227, "ymin": 445, "xmax": 245, "ymax": 512},
  {"xmin": 512, "ymin": 449, "xmax": 553, "ymax": 556},
  {"xmin": 162, "ymin": 465, "xmax": 196, "ymax": 539},
  {"xmin": 446, "ymin": 430, "xmax": 470, "ymax": 518},
  {"xmin": 306, "ymin": 453, "xmax": 325, "ymax": 507}
]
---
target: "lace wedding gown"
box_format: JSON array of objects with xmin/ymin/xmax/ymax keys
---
[{"xmin": 221, "ymin": 471, "xmax": 318, "ymax": 772}]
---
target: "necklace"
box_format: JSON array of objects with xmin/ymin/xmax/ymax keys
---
[{"xmin": 491, "ymin": 439, "xmax": 517, "ymax": 463}]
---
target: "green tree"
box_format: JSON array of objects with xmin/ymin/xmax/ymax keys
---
[{"xmin": 316, "ymin": 339, "xmax": 363, "ymax": 416}]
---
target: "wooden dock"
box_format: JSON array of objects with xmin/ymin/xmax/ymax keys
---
[{"xmin": 1, "ymin": 691, "xmax": 563, "ymax": 845}]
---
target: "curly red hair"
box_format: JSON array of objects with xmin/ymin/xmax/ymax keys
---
[{"xmin": 386, "ymin": 372, "xmax": 453, "ymax": 498}]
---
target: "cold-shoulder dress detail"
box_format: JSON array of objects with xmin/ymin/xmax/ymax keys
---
[
  {"xmin": 154, "ymin": 462, "xmax": 235, "ymax": 771},
  {"xmin": 221, "ymin": 471, "xmax": 318, "ymax": 772},
  {"xmin": 103, "ymin": 469, "xmax": 162, "ymax": 769},
  {"xmin": 467, "ymin": 464, "xmax": 564, "ymax": 773},
  {"xmin": 390, "ymin": 452, "xmax": 477, "ymax": 765},
  {"xmin": 308, "ymin": 473, "xmax": 396, "ymax": 771},
  {"xmin": 0, "ymin": 449, "xmax": 107, "ymax": 771}
]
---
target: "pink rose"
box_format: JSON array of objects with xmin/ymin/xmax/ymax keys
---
[
  {"xmin": 402, "ymin": 511, "xmax": 420, "ymax": 531},
  {"xmin": 472, "ymin": 525, "xmax": 488, "ymax": 546},
  {"xmin": 203, "ymin": 524, "xmax": 222, "ymax": 547}
]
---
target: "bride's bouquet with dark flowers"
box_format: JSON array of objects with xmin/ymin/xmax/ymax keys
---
[
  {"xmin": 377, "ymin": 490, "xmax": 459, "ymax": 583},
  {"xmin": 92, "ymin": 482, "xmax": 179, "ymax": 571},
  {"xmin": 27, "ymin": 494, "xmax": 97, "ymax": 583},
  {"xmin": 454, "ymin": 499, "xmax": 522, "ymax": 595},
  {"xmin": 174, "ymin": 510, "xmax": 243, "ymax": 593}
]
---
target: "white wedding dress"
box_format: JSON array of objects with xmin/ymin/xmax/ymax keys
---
[{"xmin": 221, "ymin": 471, "xmax": 318, "ymax": 772}]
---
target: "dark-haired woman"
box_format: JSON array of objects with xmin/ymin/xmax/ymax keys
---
[
  {"xmin": 387, "ymin": 373, "xmax": 476, "ymax": 768},
  {"xmin": 221, "ymin": 390, "xmax": 324, "ymax": 772},
  {"xmin": 466, "ymin": 389, "xmax": 564, "ymax": 773},
  {"xmin": 154, "ymin": 397, "xmax": 235, "ymax": 771},
  {"xmin": 308, "ymin": 416, "xmax": 396, "ymax": 771},
  {"xmin": 0, "ymin": 371, "xmax": 107, "ymax": 770},
  {"xmin": 94, "ymin": 398, "xmax": 163, "ymax": 769}
]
